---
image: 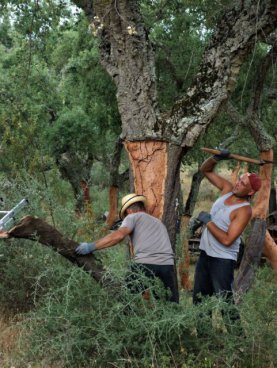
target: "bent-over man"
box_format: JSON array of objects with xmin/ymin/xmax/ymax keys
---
[{"xmin": 76, "ymin": 193, "xmax": 179, "ymax": 303}]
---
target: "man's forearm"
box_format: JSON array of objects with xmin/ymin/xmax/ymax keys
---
[
  {"xmin": 95, "ymin": 233, "xmax": 122, "ymax": 250},
  {"xmin": 206, "ymin": 222, "xmax": 233, "ymax": 247},
  {"xmin": 200, "ymin": 157, "xmax": 218, "ymax": 174}
]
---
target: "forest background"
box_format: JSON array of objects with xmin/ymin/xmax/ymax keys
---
[{"xmin": 0, "ymin": 1, "xmax": 276, "ymax": 367}]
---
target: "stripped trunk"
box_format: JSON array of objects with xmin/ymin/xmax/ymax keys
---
[
  {"xmin": 106, "ymin": 186, "xmax": 119, "ymax": 228},
  {"xmin": 230, "ymin": 162, "xmax": 240, "ymax": 185},
  {"xmin": 124, "ymin": 141, "xmax": 183, "ymax": 246},
  {"xmin": 234, "ymin": 150, "xmax": 274, "ymax": 301}
]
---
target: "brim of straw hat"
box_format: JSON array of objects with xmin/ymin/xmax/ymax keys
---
[{"xmin": 119, "ymin": 194, "xmax": 147, "ymax": 219}]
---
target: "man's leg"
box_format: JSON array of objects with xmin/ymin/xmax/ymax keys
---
[
  {"xmin": 193, "ymin": 250, "xmax": 213, "ymax": 304},
  {"xmin": 125, "ymin": 263, "xmax": 155, "ymax": 301},
  {"xmin": 209, "ymin": 257, "xmax": 242, "ymax": 333},
  {"xmin": 151, "ymin": 264, "xmax": 179, "ymax": 303},
  {"xmin": 193, "ymin": 251, "xmax": 214, "ymax": 336}
]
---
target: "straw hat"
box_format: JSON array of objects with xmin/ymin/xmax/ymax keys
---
[{"xmin": 119, "ymin": 193, "xmax": 147, "ymax": 219}]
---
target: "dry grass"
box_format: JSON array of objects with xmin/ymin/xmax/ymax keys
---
[
  {"xmin": 0, "ymin": 313, "xmax": 22, "ymax": 368},
  {"xmin": 0, "ymin": 313, "xmax": 65, "ymax": 368}
]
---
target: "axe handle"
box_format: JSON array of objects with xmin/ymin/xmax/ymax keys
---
[{"xmin": 201, "ymin": 148, "xmax": 262, "ymax": 165}]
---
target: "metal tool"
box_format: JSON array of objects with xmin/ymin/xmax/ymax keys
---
[{"xmin": 0, "ymin": 199, "xmax": 29, "ymax": 231}]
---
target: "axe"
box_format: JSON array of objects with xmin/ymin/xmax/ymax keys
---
[{"xmin": 201, "ymin": 148, "xmax": 274, "ymax": 165}]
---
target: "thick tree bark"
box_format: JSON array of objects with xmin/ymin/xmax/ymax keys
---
[
  {"xmin": 183, "ymin": 170, "xmax": 204, "ymax": 217},
  {"xmin": 6, "ymin": 216, "xmax": 105, "ymax": 283},
  {"xmin": 106, "ymin": 138, "xmax": 129, "ymax": 227},
  {"xmin": 178, "ymin": 215, "xmax": 192, "ymax": 290},
  {"xmin": 179, "ymin": 170, "xmax": 204, "ymax": 290}
]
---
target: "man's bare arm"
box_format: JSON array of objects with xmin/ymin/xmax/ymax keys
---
[
  {"xmin": 95, "ymin": 227, "xmax": 132, "ymax": 250},
  {"xmin": 206, "ymin": 206, "xmax": 252, "ymax": 247},
  {"xmin": 200, "ymin": 157, "xmax": 233, "ymax": 194}
]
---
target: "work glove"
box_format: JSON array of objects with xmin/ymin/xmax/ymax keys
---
[
  {"xmin": 189, "ymin": 217, "xmax": 203, "ymax": 234},
  {"xmin": 213, "ymin": 148, "xmax": 230, "ymax": 161},
  {"xmin": 75, "ymin": 242, "xmax": 96, "ymax": 255},
  {"xmin": 197, "ymin": 211, "xmax": 212, "ymax": 225}
]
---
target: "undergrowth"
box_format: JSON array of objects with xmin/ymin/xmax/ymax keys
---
[{"xmin": 0, "ymin": 243, "xmax": 276, "ymax": 368}]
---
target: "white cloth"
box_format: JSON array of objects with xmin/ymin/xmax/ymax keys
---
[{"xmin": 199, "ymin": 192, "xmax": 250, "ymax": 260}]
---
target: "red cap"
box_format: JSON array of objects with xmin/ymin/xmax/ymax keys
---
[{"xmin": 248, "ymin": 173, "xmax": 262, "ymax": 192}]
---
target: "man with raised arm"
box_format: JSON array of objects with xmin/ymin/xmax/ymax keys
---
[{"xmin": 193, "ymin": 150, "xmax": 261, "ymax": 322}]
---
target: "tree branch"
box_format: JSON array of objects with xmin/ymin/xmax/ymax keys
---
[{"xmin": 6, "ymin": 216, "xmax": 105, "ymax": 283}]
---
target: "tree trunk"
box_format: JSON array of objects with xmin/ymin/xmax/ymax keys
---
[
  {"xmin": 124, "ymin": 141, "xmax": 184, "ymax": 246},
  {"xmin": 234, "ymin": 218, "xmax": 267, "ymax": 303},
  {"xmin": 178, "ymin": 169, "xmax": 204, "ymax": 289},
  {"xmin": 74, "ymin": 0, "xmax": 276, "ymax": 247},
  {"xmin": 178, "ymin": 215, "xmax": 192, "ymax": 290},
  {"xmin": 183, "ymin": 170, "xmax": 204, "ymax": 216},
  {"xmin": 230, "ymin": 162, "xmax": 240, "ymax": 185},
  {"xmin": 56, "ymin": 152, "xmax": 93, "ymax": 214},
  {"xmin": 80, "ymin": 179, "xmax": 93, "ymax": 218},
  {"xmin": 106, "ymin": 138, "xmax": 129, "ymax": 227},
  {"xmin": 263, "ymin": 230, "xmax": 277, "ymax": 270},
  {"xmin": 106, "ymin": 186, "xmax": 119, "ymax": 227},
  {"xmin": 234, "ymin": 150, "xmax": 274, "ymax": 300},
  {"xmin": 6, "ymin": 216, "xmax": 105, "ymax": 283}
]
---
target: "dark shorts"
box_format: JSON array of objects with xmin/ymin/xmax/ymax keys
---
[{"xmin": 125, "ymin": 263, "xmax": 179, "ymax": 303}]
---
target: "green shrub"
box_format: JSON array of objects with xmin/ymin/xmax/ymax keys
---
[{"xmin": 9, "ymin": 265, "xmax": 275, "ymax": 368}]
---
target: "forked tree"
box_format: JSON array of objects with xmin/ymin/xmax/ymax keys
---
[
  {"xmin": 2, "ymin": 1, "xmax": 277, "ymax": 288},
  {"xmin": 72, "ymin": 0, "xmax": 276, "ymax": 245}
]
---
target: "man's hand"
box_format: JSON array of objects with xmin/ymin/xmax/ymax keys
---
[
  {"xmin": 197, "ymin": 211, "xmax": 212, "ymax": 225},
  {"xmin": 75, "ymin": 242, "xmax": 96, "ymax": 255},
  {"xmin": 213, "ymin": 149, "xmax": 230, "ymax": 161}
]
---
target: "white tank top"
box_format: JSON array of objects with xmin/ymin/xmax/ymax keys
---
[{"xmin": 199, "ymin": 192, "xmax": 250, "ymax": 260}]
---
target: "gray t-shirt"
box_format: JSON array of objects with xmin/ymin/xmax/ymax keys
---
[{"xmin": 120, "ymin": 212, "xmax": 174, "ymax": 265}]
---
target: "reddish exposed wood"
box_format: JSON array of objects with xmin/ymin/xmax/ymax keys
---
[
  {"xmin": 124, "ymin": 141, "xmax": 168, "ymax": 219},
  {"xmin": 252, "ymin": 150, "xmax": 273, "ymax": 219},
  {"xmin": 106, "ymin": 186, "xmax": 119, "ymax": 227},
  {"xmin": 80, "ymin": 180, "xmax": 91, "ymax": 203},
  {"xmin": 179, "ymin": 215, "xmax": 192, "ymax": 290},
  {"xmin": 263, "ymin": 230, "xmax": 277, "ymax": 270},
  {"xmin": 80, "ymin": 179, "xmax": 93, "ymax": 218},
  {"xmin": 6, "ymin": 216, "xmax": 105, "ymax": 282},
  {"xmin": 0, "ymin": 231, "xmax": 9, "ymax": 239},
  {"xmin": 230, "ymin": 162, "xmax": 240, "ymax": 185}
]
